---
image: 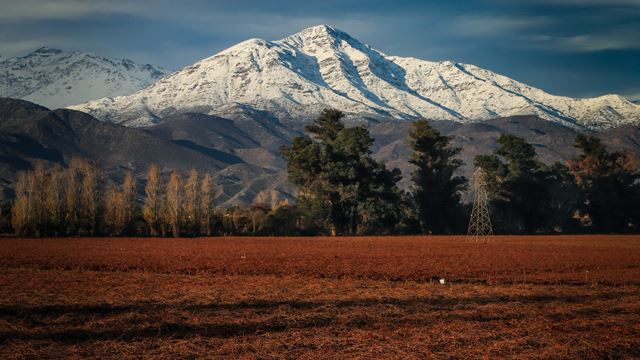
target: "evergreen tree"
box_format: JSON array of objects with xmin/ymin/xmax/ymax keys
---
[
  {"xmin": 407, "ymin": 120, "xmax": 467, "ymax": 234},
  {"xmin": 568, "ymin": 134, "xmax": 640, "ymax": 232},
  {"xmin": 281, "ymin": 109, "xmax": 403, "ymax": 235},
  {"xmin": 475, "ymin": 134, "xmax": 579, "ymax": 233}
]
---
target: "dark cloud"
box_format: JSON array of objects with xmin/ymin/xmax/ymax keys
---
[{"xmin": 0, "ymin": 0, "xmax": 638, "ymax": 99}]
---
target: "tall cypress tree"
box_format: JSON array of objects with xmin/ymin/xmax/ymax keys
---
[{"xmin": 407, "ymin": 120, "xmax": 466, "ymax": 234}]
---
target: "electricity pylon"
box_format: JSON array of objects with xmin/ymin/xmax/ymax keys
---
[{"xmin": 467, "ymin": 167, "xmax": 493, "ymax": 243}]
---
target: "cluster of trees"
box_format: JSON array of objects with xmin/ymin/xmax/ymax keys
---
[
  {"xmin": 10, "ymin": 160, "xmax": 216, "ymax": 236},
  {"xmin": 281, "ymin": 110, "xmax": 468, "ymax": 235},
  {"xmin": 12, "ymin": 159, "xmax": 109, "ymax": 236},
  {"xmin": 476, "ymin": 134, "xmax": 640, "ymax": 233},
  {"xmin": 140, "ymin": 165, "xmax": 216, "ymax": 237},
  {"xmin": 8, "ymin": 158, "xmax": 296, "ymax": 237},
  {"xmin": 282, "ymin": 109, "xmax": 640, "ymax": 235},
  {"xmin": 7, "ymin": 109, "xmax": 640, "ymax": 236}
]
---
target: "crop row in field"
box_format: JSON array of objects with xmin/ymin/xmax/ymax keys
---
[{"xmin": 1, "ymin": 235, "xmax": 638, "ymax": 285}]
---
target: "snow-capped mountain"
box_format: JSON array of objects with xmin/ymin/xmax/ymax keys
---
[
  {"xmin": 0, "ymin": 47, "xmax": 168, "ymax": 109},
  {"xmin": 69, "ymin": 25, "xmax": 640, "ymax": 130}
]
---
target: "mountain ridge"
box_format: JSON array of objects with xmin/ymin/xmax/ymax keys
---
[
  {"xmin": 69, "ymin": 25, "xmax": 640, "ymax": 130},
  {"xmin": 3, "ymin": 97, "xmax": 640, "ymax": 206},
  {"xmin": 0, "ymin": 47, "xmax": 168, "ymax": 109}
]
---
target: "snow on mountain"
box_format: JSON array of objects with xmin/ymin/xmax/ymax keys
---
[
  {"xmin": 69, "ymin": 25, "xmax": 640, "ymax": 130},
  {"xmin": 0, "ymin": 47, "xmax": 168, "ymax": 109}
]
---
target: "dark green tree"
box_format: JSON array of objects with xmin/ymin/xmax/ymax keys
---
[
  {"xmin": 568, "ymin": 134, "xmax": 640, "ymax": 233},
  {"xmin": 407, "ymin": 120, "xmax": 466, "ymax": 234},
  {"xmin": 281, "ymin": 109, "xmax": 403, "ymax": 235},
  {"xmin": 475, "ymin": 134, "xmax": 579, "ymax": 233}
]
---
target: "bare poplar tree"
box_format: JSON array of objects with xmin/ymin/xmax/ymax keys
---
[
  {"xmin": 183, "ymin": 169, "xmax": 199, "ymax": 236},
  {"xmin": 143, "ymin": 164, "xmax": 163, "ymax": 236},
  {"xmin": 255, "ymin": 191, "xmax": 268, "ymax": 205},
  {"xmin": 270, "ymin": 190, "xmax": 279, "ymax": 211},
  {"xmin": 122, "ymin": 170, "xmax": 137, "ymax": 233},
  {"xmin": 27, "ymin": 162, "xmax": 47, "ymax": 236},
  {"xmin": 103, "ymin": 186, "xmax": 124, "ymax": 235},
  {"xmin": 165, "ymin": 170, "xmax": 182, "ymax": 237},
  {"xmin": 249, "ymin": 204, "xmax": 268, "ymax": 233},
  {"xmin": 44, "ymin": 163, "xmax": 64, "ymax": 235},
  {"xmin": 11, "ymin": 172, "xmax": 30, "ymax": 235},
  {"xmin": 65, "ymin": 158, "xmax": 83, "ymax": 235},
  {"xmin": 79, "ymin": 160, "xmax": 102, "ymax": 235},
  {"xmin": 199, "ymin": 173, "xmax": 215, "ymax": 236}
]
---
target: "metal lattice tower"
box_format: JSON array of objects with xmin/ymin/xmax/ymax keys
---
[{"xmin": 467, "ymin": 167, "xmax": 493, "ymax": 243}]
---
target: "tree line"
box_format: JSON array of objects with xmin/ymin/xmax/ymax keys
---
[
  {"xmin": 280, "ymin": 109, "xmax": 640, "ymax": 235},
  {"xmin": 7, "ymin": 158, "xmax": 295, "ymax": 237},
  {"xmin": 10, "ymin": 160, "xmax": 214, "ymax": 236},
  {"xmin": 6, "ymin": 109, "xmax": 640, "ymax": 236}
]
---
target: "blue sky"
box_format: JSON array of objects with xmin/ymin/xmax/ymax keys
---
[{"xmin": 1, "ymin": 0, "xmax": 639, "ymax": 100}]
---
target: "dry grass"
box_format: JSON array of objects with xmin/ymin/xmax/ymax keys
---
[{"xmin": 0, "ymin": 235, "xmax": 639, "ymax": 359}]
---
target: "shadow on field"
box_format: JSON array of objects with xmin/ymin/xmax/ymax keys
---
[{"xmin": 0, "ymin": 291, "xmax": 630, "ymax": 343}]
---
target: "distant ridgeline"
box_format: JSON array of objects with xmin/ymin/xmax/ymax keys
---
[{"xmin": 5, "ymin": 109, "xmax": 640, "ymax": 236}]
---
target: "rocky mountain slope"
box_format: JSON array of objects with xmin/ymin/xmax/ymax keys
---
[
  {"xmin": 3, "ymin": 98, "xmax": 640, "ymax": 206},
  {"xmin": 0, "ymin": 98, "xmax": 295, "ymax": 205},
  {"xmin": 70, "ymin": 25, "xmax": 640, "ymax": 130},
  {"xmin": 0, "ymin": 47, "xmax": 168, "ymax": 109}
]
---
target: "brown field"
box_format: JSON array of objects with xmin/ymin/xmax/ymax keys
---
[{"xmin": 0, "ymin": 235, "xmax": 639, "ymax": 359}]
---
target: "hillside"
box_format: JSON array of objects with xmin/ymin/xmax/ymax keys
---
[{"xmin": 3, "ymin": 98, "xmax": 640, "ymax": 205}]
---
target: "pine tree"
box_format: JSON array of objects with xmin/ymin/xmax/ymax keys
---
[
  {"xmin": 408, "ymin": 120, "xmax": 467, "ymax": 234},
  {"xmin": 475, "ymin": 134, "xmax": 580, "ymax": 233},
  {"xmin": 568, "ymin": 134, "xmax": 640, "ymax": 232},
  {"xmin": 281, "ymin": 109, "xmax": 403, "ymax": 235}
]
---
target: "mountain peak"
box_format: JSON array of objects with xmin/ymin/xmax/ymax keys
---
[
  {"xmin": 31, "ymin": 47, "xmax": 65, "ymax": 55},
  {"xmin": 69, "ymin": 27, "xmax": 640, "ymax": 130},
  {"xmin": 298, "ymin": 24, "xmax": 346, "ymax": 37},
  {"xmin": 279, "ymin": 24, "xmax": 355, "ymax": 48}
]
